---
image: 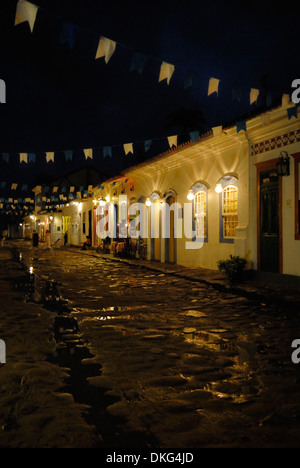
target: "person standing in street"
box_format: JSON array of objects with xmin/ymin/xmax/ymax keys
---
[
  {"xmin": 0, "ymin": 232, "xmax": 5, "ymax": 247},
  {"xmin": 45, "ymin": 229, "xmax": 51, "ymax": 249},
  {"xmin": 32, "ymin": 230, "xmax": 39, "ymax": 248}
]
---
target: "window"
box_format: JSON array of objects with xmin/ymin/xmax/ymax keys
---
[
  {"xmin": 194, "ymin": 190, "xmax": 207, "ymax": 239},
  {"xmin": 222, "ymin": 185, "xmax": 238, "ymax": 238}
]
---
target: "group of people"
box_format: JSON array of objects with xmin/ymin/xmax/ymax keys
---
[
  {"xmin": 20, "ymin": 229, "xmax": 91, "ymax": 251},
  {"xmin": 32, "ymin": 229, "xmax": 54, "ymax": 249},
  {"xmin": 31, "ymin": 230, "xmax": 90, "ymax": 249}
]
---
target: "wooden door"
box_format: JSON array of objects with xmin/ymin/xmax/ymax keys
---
[
  {"xmin": 259, "ymin": 170, "xmax": 279, "ymax": 272},
  {"xmin": 165, "ymin": 195, "xmax": 176, "ymax": 263}
]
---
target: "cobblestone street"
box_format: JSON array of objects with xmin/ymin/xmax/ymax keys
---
[{"xmin": 1, "ymin": 241, "xmax": 300, "ymax": 448}]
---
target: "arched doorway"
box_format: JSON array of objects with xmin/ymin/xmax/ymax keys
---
[
  {"xmin": 149, "ymin": 192, "xmax": 162, "ymax": 261},
  {"xmin": 165, "ymin": 193, "xmax": 176, "ymax": 263}
]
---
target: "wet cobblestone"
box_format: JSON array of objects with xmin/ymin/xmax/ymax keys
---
[{"xmin": 1, "ymin": 241, "xmax": 300, "ymax": 448}]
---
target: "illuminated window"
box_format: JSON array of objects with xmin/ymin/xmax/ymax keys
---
[
  {"xmin": 222, "ymin": 185, "xmax": 238, "ymax": 238},
  {"xmin": 194, "ymin": 191, "xmax": 207, "ymax": 239}
]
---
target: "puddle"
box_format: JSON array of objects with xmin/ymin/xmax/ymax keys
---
[
  {"xmin": 180, "ymin": 326, "xmax": 259, "ymax": 366},
  {"xmin": 14, "ymin": 248, "xmax": 158, "ymax": 448},
  {"xmin": 180, "ymin": 310, "xmax": 207, "ymax": 318}
]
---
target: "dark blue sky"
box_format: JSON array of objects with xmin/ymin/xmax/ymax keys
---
[{"xmin": 0, "ymin": 0, "xmax": 299, "ymax": 193}]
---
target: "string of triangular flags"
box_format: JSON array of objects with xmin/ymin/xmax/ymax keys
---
[
  {"xmin": 0, "ymin": 176, "xmax": 134, "ymax": 212},
  {"xmin": 2, "ymin": 93, "xmax": 298, "ymax": 166},
  {"xmin": 0, "ymin": 183, "xmax": 132, "ymax": 214},
  {"xmin": 1, "ymin": 126, "xmax": 207, "ymax": 165},
  {"xmin": 13, "ymin": 0, "xmax": 295, "ymax": 105}
]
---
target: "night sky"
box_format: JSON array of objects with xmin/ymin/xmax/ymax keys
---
[{"xmin": 0, "ymin": 0, "xmax": 299, "ymax": 196}]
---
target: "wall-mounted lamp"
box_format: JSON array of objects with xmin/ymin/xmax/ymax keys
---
[
  {"xmin": 215, "ymin": 183, "xmax": 222, "ymax": 193},
  {"xmin": 187, "ymin": 190, "xmax": 195, "ymax": 201},
  {"xmin": 145, "ymin": 198, "xmax": 151, "ymax": 206},
  {"xmin": 276, "ymin": 151, "xmax": 290, "ymax": 176}
]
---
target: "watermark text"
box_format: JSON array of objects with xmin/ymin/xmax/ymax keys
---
[{"xmin": 0, "ymin": 339, "xmax": 6, "ymax": 363}]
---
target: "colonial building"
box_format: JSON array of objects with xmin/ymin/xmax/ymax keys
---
[{"xmin": 23, "ymin": 103, "xmax": 300, "ymax": 279}]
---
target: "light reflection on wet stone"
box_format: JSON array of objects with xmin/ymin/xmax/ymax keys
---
[{"xmin": 12, "ymin": 246, "xmax": 300, "ymax": 447}]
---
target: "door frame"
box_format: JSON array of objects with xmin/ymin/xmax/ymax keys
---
[
  {"xmin": 255, "ymin": 158, "xmax": 282, "ymax": 273},
  {"xmin": 164, "ymin": 195, "xmax": 177, "ymax": 263}
]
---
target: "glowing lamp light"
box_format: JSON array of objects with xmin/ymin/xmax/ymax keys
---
[
  {"xmin": 105, "ymin": 195, "xmax": 110, "ymax": 203},
  {"xmin": 49, "ymin": 216, "xmax": 53, "ymax": 221},
  {"xmin": 145, "ymin": 198, "xmax": 151, "ymax": 206},
  {"xmin": 187, "ymin": 190, "xmax": 194, "ymax": 201},
  {"xmin": 215, "ymin": 183, "xmax": 222, "ymax": 193}
]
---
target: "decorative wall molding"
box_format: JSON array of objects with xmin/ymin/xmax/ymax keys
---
[{"xmin": 251, "ymin": 129, "xmax": 300, "ymax": 156}]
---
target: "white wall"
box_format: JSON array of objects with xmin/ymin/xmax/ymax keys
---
[
  {"xmin": 250, "ymin": 141, "xmax": 300, "ymax": 277},
  {"xmin": 282, "ymin": 155, "xmax": 300, "ymax": 276},
  {"xmin": 126, "ymin": 139, "xmax": 247, "ymax": 271}
]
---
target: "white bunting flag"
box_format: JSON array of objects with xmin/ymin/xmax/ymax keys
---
[
  {"xmin": 95, "ymin": 37, "xmax": 116, "ymax": 63},
  {"xmin": 9, "ymin": 198, "xmax": 13, "ymax": 203},
  {"xmin": 159, "ymin": 62, "xmax": 175, "ymax": 85},
  {"xmin": 123, "ymin": 143, "xmax": 133, "ymax": 155},
  {"xmin": 282, "ymin": 93, "xmax": 290, "ymax": 108},
  {"xmin": 208, "ymin": 77, "xmax": 220, "ymax": 96},
  {"xmin": 20, "ymin": 153, "xmax": 28, "ymax": 163},
  {"xmin": 46, "ymin": 152, "xmax": 54, "ymax": 163},
  {"xmin": 212, "ymin": 126, "xmax": 223, "ymax": 137},
  {"xmin": 167, "ymin": 135, "xmax": 177, "ymax": 148},
  {"xmin": 84, "ymin": 148, "xmax": 93, "ymax": 160},
  {"xmin": 15, "ymin": 0, "xmax": 38, "ymax": 33},
  {"xmin": 70, "ymin": 186, "xmax": 75, "ymax": 192},
  {"xmin": 250, "ymin": 88, "xmax": 259, "ymax": 105},
  {"xmin": 11, "ymin": 183, "xmax": 18, "ymax": 190},
  {"xmin": 88, "ymin": 185, "xmax": 93, "ymax": 192}
]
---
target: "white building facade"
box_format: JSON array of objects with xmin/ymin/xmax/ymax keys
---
[{"xmin": 23, "ymin": 105, "xmax": 300, "ymax": 279}]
